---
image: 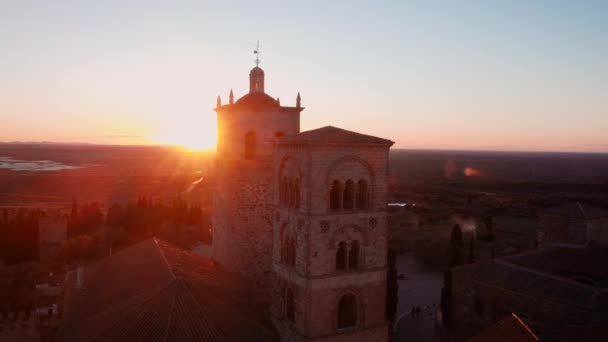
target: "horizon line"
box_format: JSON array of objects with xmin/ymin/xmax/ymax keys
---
[{"xmin": 1, "ymin": 141, "xmax": 607, "ymax": 155}]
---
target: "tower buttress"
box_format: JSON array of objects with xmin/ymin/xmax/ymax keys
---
[{"xmin": 213, "ymin": 60, "xmax": 303, "ymax": 309}]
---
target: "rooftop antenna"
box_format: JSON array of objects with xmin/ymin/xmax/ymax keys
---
[{"xmin": 253, "ymin": 40, "xmax": 262, "ymax": 67}]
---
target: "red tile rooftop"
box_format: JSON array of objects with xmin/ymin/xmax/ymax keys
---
[
  {"xmin": 542, "ymin": 202, "xmax": 608, "ymax": 220},
  {"xmin": 505, "ymin": 244, "xmax": 608, "ymax": 279},
  {"xmin": 279, "ymin": 126, "xmax": 394, "ymax": 146},
  {"xmin": 57, "ymin": 238, "xmax": 277, "ymax": 342}
]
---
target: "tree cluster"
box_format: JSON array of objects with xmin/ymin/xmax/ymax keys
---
[
  {"xmin": 385, "ymin": 249, "xmax": 399, "ymax": 323},
  {"xmin": 0, "ymin": 208, "xmax": 40, "ymax": 264},
  {"xmin": 1, "ymin": 196, "xmax": 211, "ymax": 266},
  {"xmin": 57, "ymin": 197, "xmax": 211, "ymax": 264},
  {"xmin": 448, "ymin": 224, "xmax": 464, "ymax": 268},
  {"xmin": 68, "ymin": 201, "xmax": 103, "ymax": 237}
]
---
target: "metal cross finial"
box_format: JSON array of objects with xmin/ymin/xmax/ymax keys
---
[{"xmin": 253, "ymin": 40, "xmax": 261, "ymax": 67}]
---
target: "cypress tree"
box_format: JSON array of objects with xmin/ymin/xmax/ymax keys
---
[
  {"xmin": 468, "ymin": 234, "xmax": 475, "ymax": 264},
  {"xmin": 448, "ymin": 224, "xmax": 464, "ymax": 267},
  {"xmin": 440, "ymin": 269, "xmax": 453, "ymax": 329},
  {"xmin": 385, "ymin": 249, "xmax": 398, "ymax": 322}
]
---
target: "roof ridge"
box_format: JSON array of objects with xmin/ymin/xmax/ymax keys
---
[
  {"xmin": 576, "ymin": 201, "xmax": 589, "ymax": 220},
  {"xmin": 511, "ymin": 313, "xmax": 539, "ymax": 340},
  {"xmin": 281, "ymin": 125, "xmax": 394, "ymax": 145},
  {"xmin": 61, "ymin": 238, "xmax": 279, "ymax": 341},
  {"xmin": 154, "ymin": 238, "xmax": 178, "ymax": 281}
]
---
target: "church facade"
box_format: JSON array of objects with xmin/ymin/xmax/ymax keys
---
[{"xmin": 213, "ymin": 64, "xmax": 393, "ymax": 341}]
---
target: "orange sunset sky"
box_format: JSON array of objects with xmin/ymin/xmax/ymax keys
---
[{"xmin": 1, "ymin": 1, "xmax": 607, "ymax": 152}]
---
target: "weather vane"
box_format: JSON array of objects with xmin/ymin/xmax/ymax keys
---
[{"xmin": 253, "ymin": 40, "xmax": 261, "ymax": 67}]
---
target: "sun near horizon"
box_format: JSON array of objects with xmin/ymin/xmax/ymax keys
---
[{"xmin": 154, "ymin": 114, "xmax": 217, "ymax": 152}]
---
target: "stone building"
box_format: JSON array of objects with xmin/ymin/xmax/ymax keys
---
[
  {"xmin": 212, "ymin": 65, "xmax": 303, "ymax": 297},
  {"xmin": 539, "ymin": 202, "xmax": 608, "ymax": 247},
  {"xmin": 491, "ymin": 216, "xmax": 539, "ymax": 255},
  {"xmin": 387, "ymin": 206, "xmax": 419, "ymax": 232},
  {"xmin": 443, "ymin": 202, "xmax": 608, "ymax": 340},
  {"xmin": 445, "ymin": 244, "xmax": 608, "ymax": 341},
  {"xmin": 212, "ymin": 64, "xmax": 394, "ymax": 341}
]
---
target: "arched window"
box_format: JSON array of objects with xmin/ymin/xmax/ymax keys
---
[
  {"xmin": 343, "ymin": 180, "xmax": 355, "ymax": 210},
  {"xmin": 289, "ymin": 179, "xmax": 296, "ymax": 208},
  {"xmin": 295, "ymin": 179, "xmax": 300, "ymax": 209},
  {"xmin": 286, "ymin": 288, "xmax": 295, "ymax": 322},
  {"xmin": 336, "ymin": 241, "xmax": 347, "ymax": 271},
  {"xmin": 349, "ymin": 240, "xmax": 359, "ymax": 270},
  {"xmin": 280, "ymin": 177, "xmax": 286, "ymax": 205},
  {"xmin": 289, "ymin": 237, "xmax": 296, "ymax": 267},
  {"xmin": 281, "ymin": 236, "xmax": 287, "ymax": 263},
  {"xmin": 282, "ymin": 236, "xmax": 296, "ymax": 267},
  {"xmin": 283, "ymin": 177, "xmax": 289, "ymax": 206},
  {"xmin": 330, "ymin": 180, "xmax": 342, "ymax": 211},
  {"xmin": 244, "ymin": 131, "xmax": 256, "ymax": 160},
  {"xmin": 279, "ymin": 178, "xmax": 283, "ymax": 205},
  {"xmin": 279, "ymin": 224, "xmax": 293, "ymax": 267},
  {"xmin": 285, "ymin": 178, "xmax": 290, "ymax": 207},
  {"xmin": 337, "ymin": 293, "xmax": 357, "ymax": 329},
  {"xmin": 356, "ymin": 179, "xmax": 368, "ymax": 210}
]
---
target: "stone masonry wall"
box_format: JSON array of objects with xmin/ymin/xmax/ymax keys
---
[
  {"xmin": 212, "ymin": 161, "xmax": 274, "ymax": 295},
  {"xmin": 217, "ymin": 108, "xmax": 300, "ymax": 161},
  {"xmin": 213, "ymin": 101, "xmax": 300, "ymax": 301},
  {"xmin": 271, "ymin": 269, "xmax": 387, "ymax": 340},
  {"xmin": 271, "ymin": 142, "xmax": 391, "ymax": 341}
]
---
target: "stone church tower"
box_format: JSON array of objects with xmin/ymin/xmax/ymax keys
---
[
  {"xmin": 271, "ymin": 127, "xmax": 394, "ymax": 341},
  {"xmin": 212, "ymin": 65, "xmax": 304, "ymax": 298},
  {"xmin": 213, "ymin": 61, "xmax": 393, "ymax": 341}
]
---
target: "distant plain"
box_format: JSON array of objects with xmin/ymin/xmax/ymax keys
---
[{"xmin": 1, "ymin": 143, "xmax": 607, "ymax": 208}]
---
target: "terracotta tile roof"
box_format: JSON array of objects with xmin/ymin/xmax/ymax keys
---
[
  {"xmin": 471, "ymin": 245, "xmax": 608, "ymax": 311},
  {"xmin": 473, "ymin": 260, "xmax": 600, "ymax": 310},
  {"xmin": 57, "ymin": 239, "xmax": 277, "ymax": 342},
  {"xmin": 542, "ymin": 202, "xmax": 608, "ymax": 220},
  {"xmin": 526, "ymin": 322, "xmax": 608, "ymax": 342},
  {"xmin": 506, "ymin": 245, "xmax": 608, "ymax": 280},
  {"xmin": 469, "ymin": 313, "xmax": 538, "ymax": 342},
  {"xmin": 279, "ymin": 126, "xmax": 394, "ymax": 146}
]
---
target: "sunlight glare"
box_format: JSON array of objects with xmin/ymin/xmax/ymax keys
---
[{"xmin": 155, "ymin": 113, "xmax": 217, "ymax": 151}]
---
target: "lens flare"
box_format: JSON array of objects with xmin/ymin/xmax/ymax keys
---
[{"xmin": 463, "ymin": 167, "xmax": 482, "ymax": 177}]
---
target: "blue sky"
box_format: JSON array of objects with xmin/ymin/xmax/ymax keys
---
[{"xmin": 1, "ymin": 1, "xmax": 606, "ymax": 151}]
